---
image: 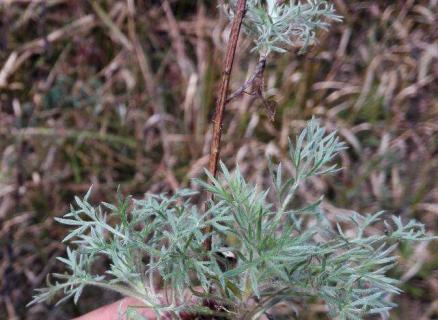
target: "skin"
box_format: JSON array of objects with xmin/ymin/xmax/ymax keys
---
[
  {"xmin": 73, "ymin": 289, "xmax": 199, "ymax": 320},
  {"xmin": 74, "ymin": 298, "xmax": 157, "ymax": 320},
  {"xmin": 75, "ymin": 298, "xmax": 271, "ymax": 320}
]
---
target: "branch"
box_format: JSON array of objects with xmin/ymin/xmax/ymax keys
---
[
  {"xmin": 226, "ymin": 56, "xmax": 266, "ymax": 103},
  {"xmin": 226, "ymin": 56, "xmax": 276, "ymax": 122}
]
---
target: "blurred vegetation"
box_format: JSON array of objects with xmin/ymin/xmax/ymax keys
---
[{"xmin": 0, "ymin": 0, "xmax": 437, "ymax": 319}]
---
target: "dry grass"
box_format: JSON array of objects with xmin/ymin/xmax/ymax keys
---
[{"xmin": 0, "ymin": 1, "xmax": 437, "ymax": 319}]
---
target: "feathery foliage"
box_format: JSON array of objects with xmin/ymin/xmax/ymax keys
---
[
  {"xmin": 224, "ymin": 0, "xmax": 342, "ymax": 55},
  {"xmin": 28, "ymin": 119, "xmax": 435, "ymax": 319}
]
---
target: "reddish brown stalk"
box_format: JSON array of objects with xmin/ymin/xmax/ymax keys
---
[{"xmin": 204, "ymin": 0, "xmax": 247, "ymax": 251}]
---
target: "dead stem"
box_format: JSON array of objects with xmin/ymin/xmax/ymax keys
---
[
  {"xmin": 204, "ymin": 0, "xmax": 247, "ymax": 252},
  {"xmin": 226, "ymin": 56, "xmax": 267, "ymax": 104},
  {"xmin": 226, "ymin": 56, "xmax": 276, "ymax": 122}
]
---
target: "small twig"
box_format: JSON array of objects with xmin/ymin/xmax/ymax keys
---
[
  {"xmin": 226, "ymin": 56, "xmax": 267, "ymax": 103},
  {"xmin": 204, "ymin": 0, "xmax": 247, "ymax": 251},
  {"xmin": 226, "ymin": 55, "xmax": 276, "ymax": 122}
]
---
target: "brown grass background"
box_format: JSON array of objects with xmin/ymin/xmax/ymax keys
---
[{"xmin": 0, "ymin": 0, "xmax": 437, "ymax": 319}]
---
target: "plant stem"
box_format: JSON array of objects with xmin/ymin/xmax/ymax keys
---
[
  {"xmin": 204, "ymin": 0, "xmax": 247, "ymax": 251},
  {"xmin": 226, "ymin": 56, "xmax": 266, "ymax": 104},
  {"xmin": 208, "ymin": 0, "xmax": 247, "ymax": 178}
]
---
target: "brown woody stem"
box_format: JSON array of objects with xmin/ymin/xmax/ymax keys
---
[{"xmin": 204, "ymin": 0, "xmax": 247, "ymax": 251}]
